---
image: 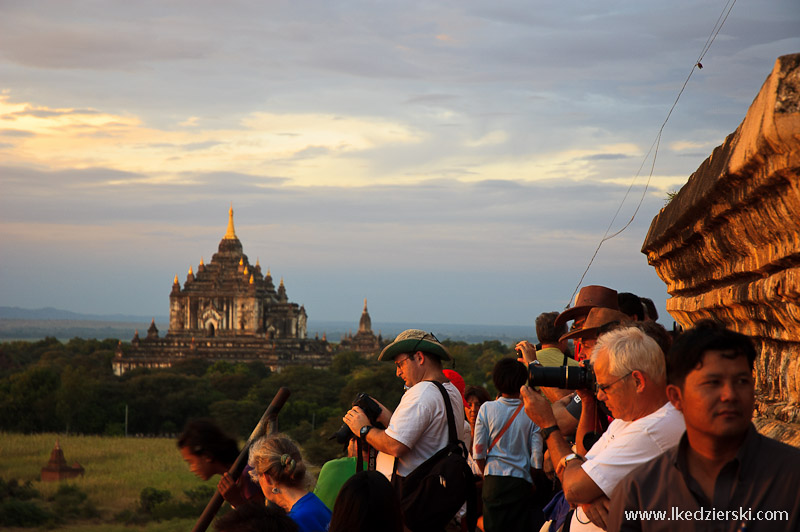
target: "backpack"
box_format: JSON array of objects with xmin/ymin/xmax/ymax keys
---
[{"xmin": 392, "ymin": 380, "xmax": 476, "ymax": 532}]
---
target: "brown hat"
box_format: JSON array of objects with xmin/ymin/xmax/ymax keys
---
[
  {"xmin": 560, "ymin": 307, "xmax": 629, "ymax": 342},
  {"xmin": 554, "ymin": 285, "xmax": 619, "ymax": 328}
]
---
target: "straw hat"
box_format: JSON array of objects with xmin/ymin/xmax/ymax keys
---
[{"xmin": 378, "ymin": 329, "xmax": 451, "ymax": 361}]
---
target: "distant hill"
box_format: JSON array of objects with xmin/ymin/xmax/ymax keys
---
[
  {"xmin": 0, "ymin": 306, "xmax": 534, "ymax": 345},
  {"xmin": 0, "ymin": 306, "xmax": 167, "ymax": 323}
]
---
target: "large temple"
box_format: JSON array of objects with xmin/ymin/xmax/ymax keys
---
[{"xmin": 112, "ymin": 207, "xmax": 332, "ymax": 375}]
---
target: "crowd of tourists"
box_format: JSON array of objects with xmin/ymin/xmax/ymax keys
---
[{"xmin": 176, "ymin": 286, "xmax": 800, "ymax": 532}]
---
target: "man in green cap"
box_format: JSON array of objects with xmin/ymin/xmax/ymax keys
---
[{"xmin": 342, "ymin": 329, "xmax": 468, "ymax": 482}]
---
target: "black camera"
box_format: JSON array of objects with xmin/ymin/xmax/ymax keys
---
[
  {"xmin": 528, "ymin": 360, "xmax": 596, "ymax": 390},
  {"xmin": 331, "ymin": 393, "xmax": 385, "ymax": 444}
]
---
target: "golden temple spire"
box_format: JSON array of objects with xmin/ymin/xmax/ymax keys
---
[
  {"xmin": 239, "ymin": 257, "xmax": 244, "ymax": 266},
  {"xmin": 249, "ymin": 274, "xmax": 254, "ymax": 284},
  {"xmin": 280, "ymin": 277, "xmax": 284, "ymax": 286},
  {"xmin": 188, "ymin": 266, "xmax": 193, "ymax": 275},
  {"xmin": 173, "ymin": 274, "xmax": 179, "ymax": 284},
  {"xmin": 267, "ymin": 268, "xmax": 271, "ymax": 277},
  {"xmin": 244, "ymin": 266, "xmax": 249, "ymax": 276},
  {"xmin": 224, "ymin": 203, "xmax": 237, "ymax": 240},
  {"xmin": 200, "ymin": 257, "xmax": 204, "ymax": 266},
  {"xmin": 364, "ymin": 298, "xmax": 368, "ymax": 311},
  {"xmin": 256, "ymin": 257, "xmax": 260, "ymax": 267}
]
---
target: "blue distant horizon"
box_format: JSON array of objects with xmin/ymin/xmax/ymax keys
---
[{"xmin": 0, "ymin": 305, "xmax": 536, "ymax": 345}]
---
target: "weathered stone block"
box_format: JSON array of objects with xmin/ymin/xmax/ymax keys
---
[{"xmin": 642, "ymin": 53, "xmax": 800, "ymax": 443}]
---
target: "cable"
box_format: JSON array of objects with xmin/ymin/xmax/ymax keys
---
[{"xmin": 564, "ymin": 0, "xmax": 739, "ymax": 309}]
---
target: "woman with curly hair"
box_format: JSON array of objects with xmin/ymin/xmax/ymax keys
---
[{"xmin": 248, "ymin": 434, "xmax": 331, "ymax": 532}]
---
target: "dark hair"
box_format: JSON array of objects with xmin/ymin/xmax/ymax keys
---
[
  {"xmin": 177, "ymin": 419, "xmax": 239, "ymax": 466},
  {"xmin": 640, "ymin": 297, "xmax": 659, "ymax": 321},
  {"xmin": 666, "ymin": 319, "xmax": 757, "ymax": 387},
  {"xmin": 213, "ymin": 501, "xmax": 298, "ymax": 532},
  {"xmin": 492, "ymin": 358, "xmax": 528, "ymax": 395},
  {"xmin": 618, "ymin": 292, "xmax": 645, "ymax": 321},
  {"xmin": 464, "ymin": 385, "xmax": 491, "ymax": 405},
  {"xmin": 329, "ymin": 471, "xmax": 403, "ymax": 532},
  {"xmin": 536, "ymin": 311, "xmax": 567, "ymax": 344}
]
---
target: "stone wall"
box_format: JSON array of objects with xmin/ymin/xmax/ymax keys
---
[{"xmin": 641, "ymin": 53, "xmax": 800, "ymax": 445}]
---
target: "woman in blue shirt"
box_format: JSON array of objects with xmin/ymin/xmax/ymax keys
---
[{"xmin": 249, "ymin": 434, "xmax": 331, "ymax": 532}]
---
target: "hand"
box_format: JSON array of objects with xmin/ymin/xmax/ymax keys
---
[
  {"xmin": 520, "ymin": 385, "xmax": 558, "ymax": 429},
  {"xmin": 580, "ymin": 497, "xmax": 610, "ymax": 530},
  {"xmin": 515, "ymin": 340, "xmax": 538, "ymax": 365},
  {"xmin": 217, "ymin": 472, "xmax": 246, "ymax": 508},
  {"xmin": 576, "ymin": 388, "xmax": 596, "ymax": 403},
  {"xmin": 368, "ymin": 396, "xmax": 393, "ymax": 427},
  {"xmin": 343, "ymin": 406, "xmax": 370, "ymax": 435}
]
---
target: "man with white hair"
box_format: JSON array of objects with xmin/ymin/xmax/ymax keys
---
[{"xmin": 521, "ymin": 326, "xmax": 685, "ymax": 531}]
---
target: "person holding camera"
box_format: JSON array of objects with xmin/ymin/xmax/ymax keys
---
[
  {"xmin": 521, "ymin": 326, "xmax": 685, "ymax": 531},
  {"xmin": 473, "ymin": 357, "xmax": 544, "ymax": 532},
  {"xmin": 342, "ymin": 329, "xmax": 469, "ymax": 531}
]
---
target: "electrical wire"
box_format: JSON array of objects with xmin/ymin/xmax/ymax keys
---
[{"xmin": 565, "ymin": 0, "xmax": 739, "ymax": 309}]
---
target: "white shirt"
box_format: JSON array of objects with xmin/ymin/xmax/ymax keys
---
[
  {"xmin": 377, "ymin": 381, "xmax": 468, "ymax": 478},
  {"xmin": 570, "ymin": 402, "xmax": 685, "ymax": 532}
]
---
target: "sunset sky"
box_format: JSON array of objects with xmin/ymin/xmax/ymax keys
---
[{"xmin": 1, "ymin": 1, "xmax": 798, "ymax": 327}]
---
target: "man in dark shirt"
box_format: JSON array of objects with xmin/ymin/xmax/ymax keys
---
[{"xmin": 607, "ymin": 320, "xmax": 800, "ymax": 531}]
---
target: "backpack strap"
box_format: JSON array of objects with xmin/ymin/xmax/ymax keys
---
[
  {"xmin": 429, "ymin": 380, "xmax": 458, "ymax": 446},
  {"xmin": 390, "ymin": 380, "xmax": 460, "ymax": 481}
]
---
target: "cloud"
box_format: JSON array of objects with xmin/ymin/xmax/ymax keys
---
[
  {"xmin": 581, "ymin": 153, "xmax": 631, "ymax": 161},
  {"xmin": 0, "ymin": 129, "xmax": 35, "ymax": 138}
]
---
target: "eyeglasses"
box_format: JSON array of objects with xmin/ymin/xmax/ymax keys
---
[
  {"xmin": 394, "ymin": 355, "xmax": 414, "ymax": 369},
  {"xmin": 595, "ymin": 371, "xmax": 632, "ymax": 394}
]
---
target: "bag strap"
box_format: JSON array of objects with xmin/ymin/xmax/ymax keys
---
[
  {"xmin": 390, "ymin": 380, "xmax": 459, "ymax": 482},
  {"xmin": 428, "ymin": 380, "xmax": 458, "ymax": 446},
  {"xmin": 487, "ymin": 402, "xmax": 523, "ymax": 452}
]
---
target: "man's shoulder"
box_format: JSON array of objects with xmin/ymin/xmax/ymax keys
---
[
  {"xmin": 621, "ymin": 444, "xmax": 678, "ymax": 483},
  {"xmin": 319, "ymin": 456, "xmax": 356, "ymax": 474},
  {"xmin": 752, "ymin": 428, "xmax": 800, "ymax": 462},
  {"xmin": 537, "ymin": 347, "xmax": 579, "ymax": 367},
  {"xmin": 402, "ymin": 381, "xmax": 458, "ymax": 411},
  {"xmin": 638, "ymin": 402, "xmax": 684, "ymax": 432}
]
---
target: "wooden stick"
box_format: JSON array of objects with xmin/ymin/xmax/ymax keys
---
[{"xmin": 191, "ymin": 387, "xmax": 291, "ymax": 532}]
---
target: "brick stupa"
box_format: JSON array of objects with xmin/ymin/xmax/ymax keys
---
[{"xmin": 40, "ymin": 441, "xmax": 84, "ymax": 481}]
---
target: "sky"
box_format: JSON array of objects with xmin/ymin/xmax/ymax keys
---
[{"xmin": 1, "ymin": 0, "xmax": 798, "ymax": 328}]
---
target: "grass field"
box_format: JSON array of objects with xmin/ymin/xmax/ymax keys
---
[{"xmin": 0, "ymin": 432, "xmax": 210, "ymax": 531}]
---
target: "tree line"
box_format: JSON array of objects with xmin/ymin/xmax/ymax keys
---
[{"xmin": 0, "ymin": 336, "xmax": 513, "ymax": 464}]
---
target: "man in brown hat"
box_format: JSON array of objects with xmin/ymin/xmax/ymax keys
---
[
  {"xmin": 342, "ymin": 329, "xmax": 467, "ymax": 482},
  {"xmin": 540, "ymin": 307, "xmax": 631, "ymax": 435},
  {"xmin": 555, "ymin": 285, "xmax": 620, "ymax": 362}
]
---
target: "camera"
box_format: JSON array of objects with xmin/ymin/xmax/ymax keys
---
[
  {"xmin": 331, "ymin": 393, "xmax": 385, "ymax": 444},
  {"xmin": 528, "ymin": 360, "xmax": 596, "ymax": 390}
]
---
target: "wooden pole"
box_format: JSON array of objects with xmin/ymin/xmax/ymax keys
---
[{"xmin": 190, "ymin": 387, "xmax": 291, "ymax": 532}]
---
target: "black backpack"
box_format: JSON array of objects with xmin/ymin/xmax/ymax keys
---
[{"xmin": 392, "ymin": 380, "xmax": 476, "ymax": 532}]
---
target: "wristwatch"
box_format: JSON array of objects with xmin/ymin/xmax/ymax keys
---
[
  {"xmin": 540, "ymin": 425, "xmax": 559, "ymax": 440},
  {"xmin": 556, "ymin": 452, "xmax": 585, "ymax": 476},
  {"xmin": 359, "ymin": 425, "xmax": 373, "ymax": 439}
]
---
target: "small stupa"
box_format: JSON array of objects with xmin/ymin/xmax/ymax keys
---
[{"xmin": 40, "ymin": 441, "xmax": 84, "ymax": 481}]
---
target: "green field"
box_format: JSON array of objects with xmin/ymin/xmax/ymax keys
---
[{"xmin": 0, "ymin": 432, "xmax": 215, "ymax": 531}]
